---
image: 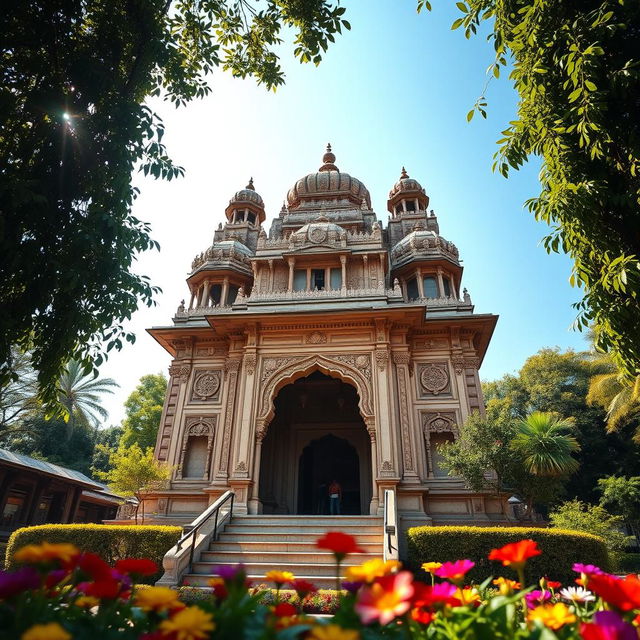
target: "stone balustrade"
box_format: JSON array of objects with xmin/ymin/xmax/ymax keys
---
[{"xmin": 246, "ymin": 286, "xmax": 401, "ymax": 302}]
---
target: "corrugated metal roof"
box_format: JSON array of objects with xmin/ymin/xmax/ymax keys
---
[
  {"xmin": 0, "ymin": 448, "xmax": 101, "ymax": 489},
  {"xmin": 81, "ymin": 489, "xmax": 123, "ymax": 505}
]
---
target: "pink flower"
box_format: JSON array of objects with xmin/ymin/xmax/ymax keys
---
[
  {"xmin": 581, "ymin": 611, "xmax": 637, "ymax": 640},
  {"xmin": 434, "ymin": 560, "xmax": 475, "ymax": 585},
  {"xmin": 525, "ymin": 589, "xmax": 552, "ymax": 609},
  {"xmin": 355, "ymin": 571, "xmax": 415, "ymax": 625}
]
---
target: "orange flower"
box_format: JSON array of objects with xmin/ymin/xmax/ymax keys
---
[
  {"xmin": 355, "ymin": 571, "xmax": 414, "ymax": 625},
  {"xmin": 158, "ymin": 606, "xmax": 215, "ymax": 640},
  {"xmin": 493, "ymin": 577, "xmax": 520, "ymax": 595},
  {"xmin": 21, "ymin": 623, "xmax": 71, "ymax": 640},
  {"xmin": 135, "ymin": 586, "xmax": 183, "ymax": 612},
  {"xmin": 345, "ymin": 559, "xmax": 401, "ymax": 583},
  {"xmin": 455, "ymin": 587, "xmax": 481, "ymax": 606},
  {"xmin": 14, "ymin": 543, "xmax": 79, "ymax": 566},
  {"xmin": 74, "ymin": 595, "xmax": 100, "ymax": 609},
  {"xmin": 528, "ymin": 603, "xmax": 576, "ymax": 630},
  {"xmin": 488, "ymin": 540, "xmax": 541, "ymax": 570},
  {"xmin": 421, "ymin": 562, "xmax": 442, "ymax": 574},
  {"xmin": 265, "ymin": 570, "xmax": 294, "ymax": 586},
  {"xmin": 411, "ymin": 608, "xmax": 435, "ymax": 625}
]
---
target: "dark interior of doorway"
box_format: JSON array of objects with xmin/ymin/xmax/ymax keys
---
[{"xmin": 297, "ymin": 433, "xmax": 361, "ymax": 515}]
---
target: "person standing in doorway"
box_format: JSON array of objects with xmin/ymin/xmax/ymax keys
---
[{"xmin": 328, "ymin": 479, "xmax": 342, "ymax": 515}]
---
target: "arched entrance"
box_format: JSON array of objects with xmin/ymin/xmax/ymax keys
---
[{"xmin": 258, "ymin": 371, "xmax": 372, "ymax": 514}]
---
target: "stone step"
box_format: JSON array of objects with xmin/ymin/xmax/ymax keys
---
[
  {"xmin": 211, "ymin": 540, "xmax": 382, "ymax": 553},
  {"xmin": 232, "ymin": 516, "xmax": 382, "ymax": 525},
  {"xmin": 199, "ymin": 550, "xmax": 380, "ymax": 564},
  {"xmin": 183, "ymin": 572, "xmax": 347, "ymax": 590},
  {"xmin": 215, "ymin": 531, "xmax": 382, "ymax": 543},
  {"xmin": 223, "ymin": 524, "xmax": 381, "ymax": 535},
  {"xmin": 192, "ymin": 561, "xmax": 360, "ymax": 578}
]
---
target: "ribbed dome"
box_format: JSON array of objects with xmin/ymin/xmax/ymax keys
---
[
  {"xmin": 293, "ymin": 217, "xmax": 346, "ymax": 244},
  {"xmin": 286, "ymin": 144, "xmax": 372, "ymax": 210},
  {"xmin": 229, "ymin": 178, "xmax": 264, "ymax": 208},
  {"xmin": 388, "ymin": 167, "xmax": 426, "ymax": 200}
]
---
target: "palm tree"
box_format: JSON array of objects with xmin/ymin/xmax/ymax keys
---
[
  {"xmin": 57, "ymin": 360, "xmax": 118, "ymax": 438},
  {"xmin": 512, "ymin": 411, "xmax": 580, "ymax": 477},
  {"xmin": 587, "ymin": 353, "xmax": 640, "ymax": 439}
]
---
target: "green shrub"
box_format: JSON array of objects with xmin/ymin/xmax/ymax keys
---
[
  {"xmin": 407, "ymin": 525, "xmax": 610, "ymax": 584},
  {"xmin": 611, "ymin": 552, "xmax": 640, "ymax": 574},
  {"xmin": 6, "ymin": 524, "xmax": 182, "ymax": 584}
]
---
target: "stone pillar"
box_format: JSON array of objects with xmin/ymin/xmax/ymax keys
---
[
  {"xmin": 325, "ymin": 267, "xmax": 330, "ymax": 291},
  {"xmin": 221, "ymin": 277, "xmax": 229, "ymax": 306},
  {"xmin": 436, "ymin": 267, "xmax": 445, "ymax": 298},
  {"xmin": 378, "ymin": 254, "xmax": 385, "ymax": 289},
  {"xmin": 306, "ymin": 268, "xmax": 311, "ymax": 290},
  {"xmin": 393, "ymin": 352, "xmax": 419, "ymax": 483},
  {"xmin": 214, "ymin": 358, "xmax": 242, "ymax": 485},
  {"xmin": 201, "ymin": 280, "xmax": 211, "ymax": 307},
  {"xmin": 363, "ymin": 255, "xmax": 369, "ymax": 289},
  {"xmin": 340, "ymin": 255, "xmax": 347, "ymax": 294},
  {"xmin": 366, "ymin": 418, "xmax": 379, "ymax": 514},
  {"xmin": 287, "ymin": 258, "xmax": 295, "ymax": 292},
  {"xmin": 268, "ymin": 259, "xmax": 274, "ymax": 292},
  {"xmin": 249, "ymin": 434, "xmax": 264, "ymax": 514},
  {"xmin": 416, "ymin": 269, "xmax": 425, "ymax": 298},
  {"xmin": 189, "ymin": 290, "xmax": 196, "ymax": 310}
]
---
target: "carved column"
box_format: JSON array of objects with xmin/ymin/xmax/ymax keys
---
[
  {"xmin": 416, "ymin": 268, "xmax": 425, "ymax": 298},
  {"xmin": 221, "ymin": 276, "xmax": 229, "ymax": 306},
  {"xmin": 436, "ymin": 267, "xmax": 445, "ymax": 298},
  {"xmin": 201, "ymin": 279, "xmax": 211, "ymax": 307},
  {"xmin": 287, "ymin": 258, "xmax": 295, "ymax": 292},
  {"xmin": 189, "ymin": 290, "xmax": 196, "ymax": 310},
  {"xmin": 378, "ymin": 254, "xmax": 385, "ymax": 289},
  {"xmin": 268, "ymin": 259, "xmax": 274, "ymax": 292},
  {"xmin": 393, "ymin": 352, "xmax": 419, "ymax": 483},
  {"xmin": 365, "ymin": 417, "xmax": 379, "ymax": 514},
  {"xmin": 363, "ymin": 255, "xmax": 369, "ymax": 289},
  {"xmin": 214, "ymin": 358, "xmax": 241, "ymax": 484},
  {"xmin": 340, "ymin": 255, "xmax": 347, "ymax": 294}
]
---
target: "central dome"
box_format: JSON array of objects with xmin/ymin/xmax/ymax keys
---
[{"xmin": 286, "ymin": 144, "xmax": 372, "ymax": 210}]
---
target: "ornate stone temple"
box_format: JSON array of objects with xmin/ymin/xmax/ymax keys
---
[{"xmin": 146, "ymin": 145, "xmax": 503, "ymax": 530}]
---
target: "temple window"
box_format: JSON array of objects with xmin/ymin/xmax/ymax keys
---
[
  {"xmin": 423, "ymin": 276, "xmax": 438, "ymax": 298},
  {"xmin": 430, "ymin": 432, "xmax": 455, "ymax": 477},
  {"xmin": 210, "ymin": 284, "xmax": 222, "ymax": 305},
  {"xmin": 311, "ymin": 269, "xmax": 325, "ymax": 290},
  {"xmin": 183, "ymin": 436, "xmax": 208, "ymax": 478},
  {"xmin": 395, "ymin": 204, "xmax": 403, "ymax": 215},
  {"xmin": 247, "ymin": 212, "xmax": 256, "ymax": 225},
  {"xmin": 405, "ymin": 200, "xmax": 416, "ymax": 212},
  {"xmin": 330, "ymin": 268, "xmax": 342, "ymax": 290},
  {"xmin": 443, "ymin": 278, "xmax": 451, "ymax": 297},
  {"xmin": 293, "ymin": 269, "xmax": 306, "ymax": 292},
  {"xmin": 227, "ymin": 285, "xmax": 239, "ymax": 305},
  {"xmin": 406, "ymin": 277, "xmax": 419, "ymax": 301}
]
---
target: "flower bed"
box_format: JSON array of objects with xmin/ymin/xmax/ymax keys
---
[{"xmin": 1, "ymin": 530, "xmax": 639, "ymax": 639}]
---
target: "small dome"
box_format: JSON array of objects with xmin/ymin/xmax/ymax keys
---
[
  {"xmin": 388, "ymin": 167, "xmax": 426, "ymax": 200},
  {"xmin": 229, "ymin": 177, "xmax": 264, "ymax": 208},
  {"xmin": 287, "ymin": 144, "xmax": 372, "ymax": 210},
  {"xmin": 292, "ymin": 215, "xmax": 346, "ymax": 245}
]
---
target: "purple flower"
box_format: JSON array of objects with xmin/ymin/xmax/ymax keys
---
[
  {"xmin": 0, "ymin": 567, "xmax": 40, "ymax": 599},
  {"xmin": 342, "ymin": 580, "xmax": 363, "ymax": 593},
  {"xmin": 581, "ymin": 611, "xmax": 637, "ymax": 640},
  {"xmin": 525, "ymin": 589, "xmax": 551, "ymax": 609},
  {"xmin": 573, "ymin": 563, "xmax": 605, "ymax": 576},
  {"xmin": 214, "ymin": 564, "xmax": 246, "ymax": 581}
]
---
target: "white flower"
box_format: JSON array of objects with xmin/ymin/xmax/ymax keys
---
[{"xmin": 559, "ymin": 586, "xmax": 595, "ymax": 603}]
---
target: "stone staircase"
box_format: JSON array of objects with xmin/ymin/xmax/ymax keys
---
[{"xmin": 182, "ymin": 515, "xmax": 384, "ymax": 590}]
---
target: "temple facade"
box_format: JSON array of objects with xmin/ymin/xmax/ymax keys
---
[{"xmin": 146, "ymin": 145, "xmax": 506, "ymax": 530}]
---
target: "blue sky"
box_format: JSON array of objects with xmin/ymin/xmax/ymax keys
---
[{"xmin": 99, "ymin": 0, "xmax": 588, "ymax": 423}]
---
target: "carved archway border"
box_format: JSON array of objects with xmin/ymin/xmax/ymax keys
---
[{"xmin": 256, "ymin": 354, "xmax": 374, "ymax": 440}]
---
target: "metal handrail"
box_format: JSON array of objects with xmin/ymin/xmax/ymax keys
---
[
  {"xmin": 383, "ymin": 489, "xmax": 398, "ymax": 561},
  {"xmin": 175, "ymin": 490, "xmax": 234, "ymax": 569}
]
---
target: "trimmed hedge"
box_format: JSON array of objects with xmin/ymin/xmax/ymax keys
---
[
  {"xmin": 6, "ymin": 524, "xmax": 182, "ymax": 584},
  {"xmin": 407, "ymin": 526, "xmax": 610, "ymax": 584}
]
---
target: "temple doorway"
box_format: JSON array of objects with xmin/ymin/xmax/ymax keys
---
[{"xmin": 258, "ymin": 371, "xmax": 372, "ymax": 515}]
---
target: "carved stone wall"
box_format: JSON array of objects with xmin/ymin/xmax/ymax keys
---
[
  {"xmin": 416, "ymin": 362, "xmax": 451, "ymax": 398},
  {"xmin": 189, "ymin": 370, "xmax": 222, "ymax": 403}
]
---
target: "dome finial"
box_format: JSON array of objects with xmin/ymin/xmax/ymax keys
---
[
  {"xmin": 246, "ymin": 177, "xmax": 255, "ymax": 190},
  {"xmin": 401, "ymin": 166, "xmax": 409, "ymax": 179},
  {"xmin": 319, "ymin": 142, "xmax": 338, "ymax": 172}
]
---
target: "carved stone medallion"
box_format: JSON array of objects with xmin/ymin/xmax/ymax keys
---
[
  {"xmin": 191, "ymin": 371, "xmax": 221, "ymax": 401},
  {"xmin": 308, "ymin": 225, "xmax": 327, "ymax": 244},
  {"xmin": 419, "ymin": 363, "xmax": 450, "ymax": 395}
]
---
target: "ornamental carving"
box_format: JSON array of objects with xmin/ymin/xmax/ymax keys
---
[
  {"xmin": 176, "ymin": 416, "xmax": 216, "ymax": 480},
  {"xmin": 244, "ymin": 354, "xmax": 257, "ymax": 375},
  {"xmin": 375, "ymin": 349, "xmax": 389, "ymax": 371},
  {"xmin": 418, "ymin": 363, "xmax": 450, "ymax": 396},
  {"xmin": 452, "ymin": 355, "xmax": 481, "ymax": 374},
  {"xmin": 392, "ymin": 352, "xmax": 411, "ymax": 366},
  {"xmin": 169, "ymin": 363, "xmax": 191, "ymax": 383},
  {"xmin": 379, "ymin": 460, "xmax": 395, "ymax": 477},
  {"xmin": 422, "ymin": 412, "xmax": 458, "ymax": 435},
  {"xmin": 191, "ymin": 371, "xmax": 221, "ymax": 401},
  {"xmin": 306, "ymin": 331, "xmax": 327, "ymax": 344},
  {"xmin": 308, "ymin": 225, "xmax": 327, "ymax": 244}
]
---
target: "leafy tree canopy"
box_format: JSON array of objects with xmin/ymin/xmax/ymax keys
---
[
  {"xmin": 91, "ymin": 425, "xmax": 124, "ymax": 476},
  {"xmin": 1, "ymin": 0, "xmax": 350, "ymax": 408},
  {"xmin": 120, "ymin": 373, "xmax": 167, "ymax": 451},
  {"xmin": 418, "ymin": 0, "xmax": 640, "ymax": 379},
  {"xmin": 598, "ymin": 475, "xmax": 640, "ymax": 541}
]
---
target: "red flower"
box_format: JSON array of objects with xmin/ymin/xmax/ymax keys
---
[
  {"xmin": 316, "ymin": 532, "xmax": 364, "ymax": 560},
  {"xmin": 488, "ymin": 540, "xmax": 541, "ymax": 570},
  {"xmin": 547, "ymin": 581, "xmax": 562, "ymax": 590},
  {"xmin": 76, "ymin": 552, "xmax": 112, "ymax": 582},
  {"xmin": 115, "ymin": 558, "xmax": 158, "ymax": 576},
  {"xmin": 412, "ymin": 581, "xmax": 461, "ymax": 609},
  {"xmin": 82, "ymin": 578, "xmax": 121, "ymax": 599},
  {"xmin": 411, "ymin": 608, "xmax": 435, "ymax": 625},
  {"xmin": 273, "ymin": 602, "xmax": 297, "ymax": 617},
  {"xmin": 587, "ymin": 574, "xmax": 640, "ymax": 612},
  {"xmin": 290, "ymin": 579, "xmax": 317, "ymax": 597}
]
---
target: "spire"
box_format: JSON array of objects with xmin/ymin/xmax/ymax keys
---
[
  {"xmin": 246, "ymin": 177, "xmax": 255, "ymax": 190},
  {"xmin": 319, "ymin": 142, "xmax": 338, "ymax": 172},
  {"xmin": 400, "ymin": 167, "xmax": 409, "ymax": 179}
]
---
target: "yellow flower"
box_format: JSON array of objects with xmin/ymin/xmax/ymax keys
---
[
  {"xmin": 421, "ymin": 562, "xmax": 443, "ymax": 574},
  {"xmin": 75, "ymin": 595, "xmax": 100, "ymax": 609},
  {"xmin": 135, "ymin": 586, "xmax": 182, "ymax": 612},
  {"xmin": 265, "ymin": 570, "xmax": 294, "ymax": 585},
  {"xmin": 159, "ymin": 606, "xmax": 215, "ymax": 640},
  {"xmin": 492, "ymin": 577, "xmax": 521, "ymax": 596},
  {"xmin": 308, "ymin": 624, "xmax": 360, "ymax": 640},
  {"xmin": 455, "ymin": 587, "xmax": 481, "ymax": 606},
  {"xmin": 528, "ymin": 603, "xmax": 576, "ymax": 630},
  {"xmin": 22, "ymin": 623, "xmax": 71, "ymax": 640},
  {"xmin": 14, "ymin": 542, "xmax": 79, "ymax": 565},
  {"xmin": 345, "ymin": 559, "xmax": 401, "ymax": 583}
]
